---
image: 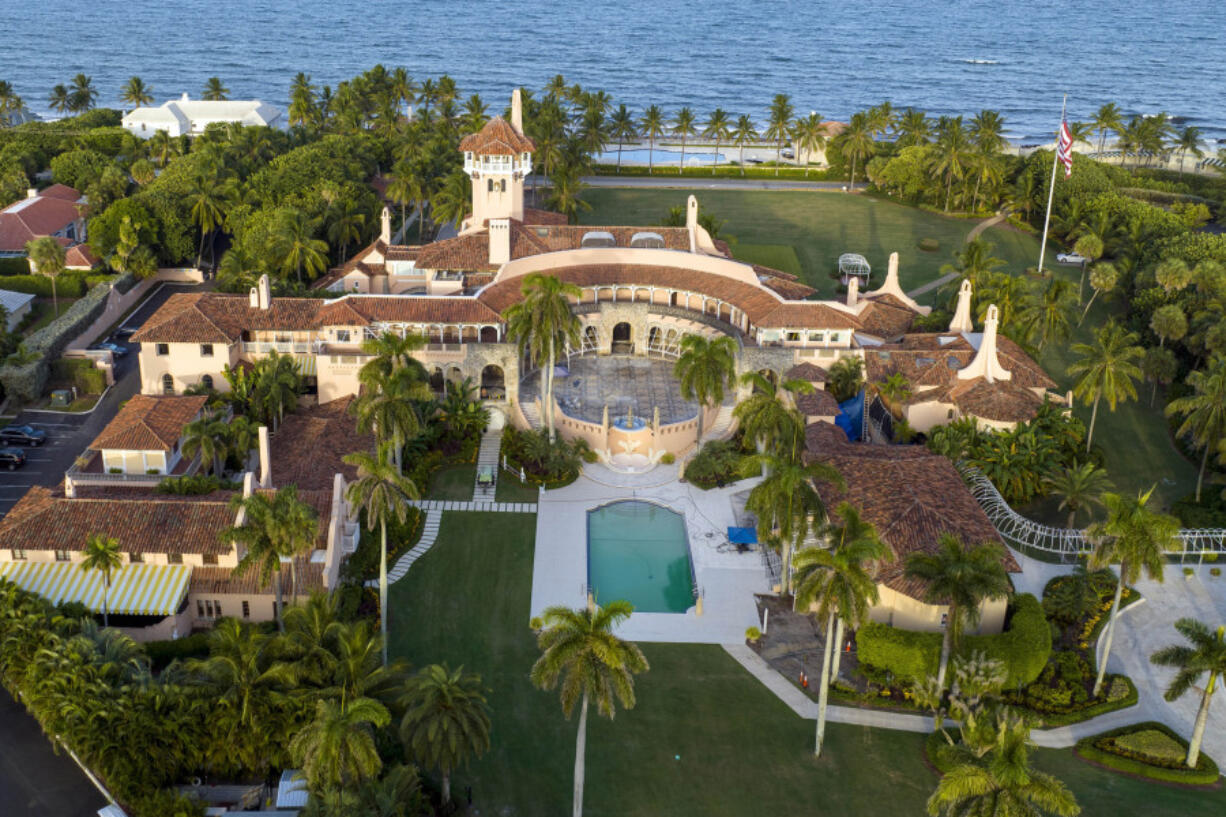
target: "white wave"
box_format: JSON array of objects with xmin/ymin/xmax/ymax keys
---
[{"xmin": 960, "ymin": 58, "xmax": 1000, "ymax": 65}]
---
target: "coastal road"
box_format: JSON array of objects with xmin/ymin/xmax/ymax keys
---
[
  {"xmin": 0, "ymin": 692, "xmax": 105, "ymax": 817},
  {"xmin": 529, "ymin": 174, "xmax": 864, "ymax": 192}
]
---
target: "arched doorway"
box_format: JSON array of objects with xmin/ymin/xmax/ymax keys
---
[
  {"xmin": 480, "ymin": 326, "xmax": 499, "ymax": 343},
  {"xmin": 481, "ymin": 365, "xmax": 506, "ymax": 400},
  {"xmin": 612, "ymin": 322, "xmax": 632, "ymax": 354},
  {"xmin": 429, "ymin": 367, "xmax": 445, "ymax": 395}
]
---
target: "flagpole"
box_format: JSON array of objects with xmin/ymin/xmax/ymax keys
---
[{"xmin": 1037, "ymin": 94, "xmax": 1068, "ymax": 275}]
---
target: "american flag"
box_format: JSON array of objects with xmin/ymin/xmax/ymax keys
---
[{"xmin": 1056, "ymin": 117, "xmax": 1074, "ymax": 178}]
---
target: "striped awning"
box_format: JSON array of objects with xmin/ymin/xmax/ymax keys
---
[
  {"xmin": 295, "ymin": 355, "xmax": 316, "ymax": 376},
  {"xmin": 0, "ymin": 562, "xmax": 192, "ymax": 616}
]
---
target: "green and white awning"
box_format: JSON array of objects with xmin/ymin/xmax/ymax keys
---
[
  {"xmin": 295, "ymin": 355, "xmax": 317, "ymax": 376},
  {"xmin": 0, "ymin": 562, "xmax": 192, "ymax": 616}
]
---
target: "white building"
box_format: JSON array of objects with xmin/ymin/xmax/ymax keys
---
[{"xmin": 121, "ymin": 93, "xmax": 284, "ymax": 138}]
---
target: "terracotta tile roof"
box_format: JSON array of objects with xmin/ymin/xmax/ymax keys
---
[
  {"xmin": 950, "ymin": 378, "xmax": 1045, "ymax": 423},
  {"xmin": 63, "ymin": 244, "xmax": 98, "ymax": 268},
  {"xmin": 523, "ymin": 208, "xmax": 568, "ymax": 226},
  {"xmin": 131, "ymin": 293, "xmax": 324, "ymax": 343},
  {"xmin": 749, "ymin": 263, "xmax": 799, "ymax": 282},
  {"xmin": 192, "ymin": 561, "xmax": 324, "ymax": 596},
  {"xmin": 803, "ymin": 432, "xmax": 1018, "ymax": 600},
  {"xmin": 384, "ymin": 245, "xmax": 421, "ymax": 261},
  {"xmin": 0, "ymin": 191, "xmax": 82, "ymax": 252},
  {"xmin": 414, "ymin": 232, "xmax": 497, "ymax": 272},
  {"xmin": 40, "ymin": 184, "xmax": 84, "ymax": 202},
  {"xmin": 269, "ymin": 397, "xmax": 373, "ymax": 491},
  {"xmin": 458, "ymin": 116, "xmax": 535, "ymax": 155},
  {"xmin": 0, "ymin": 486, "xmax": 235, "ymax": 555},
  {"xmin": 858, "ymin": 293, "xmax": 919, "ymax": 337},
  {"xmin": 795, "ymin": 389, "xmax": 841, "ymax": 417},
  {"xmin": 761, "ymin": 276, "xmax": 816, "ymax": 300},
  {"xmin": 757, "ymin": 301, "xmax": 862, "ymax": 331},
  {"xmin": 90, "ymin": 395, "xmax": 209, "ymax": 452},
  {"xmin": 786, "ymin": 362, "xmax": 829, "ymax": 383},
  {"xmin": 317, "ymin": 295, "xmax": 502, "ymax": 326}
]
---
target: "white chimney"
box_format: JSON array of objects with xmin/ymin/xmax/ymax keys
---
[
  {"xmin": 686, "ymin": 195, "xmax": 699, "ymax": 253},
  {"xmin": 248, "ymin": 286, "xmax": 259, "ymax": 308},
  {"xmin": 958, "ymin": 304, "xmax": 1012, "ymax": 384},
  {"xmin": 489, "ymin": 218, "xmax": 511, "ymax": 265},
  {"xmin": 256, "ymin": 274, "xmax": 271, "ymax": 310},
  {"xmin": 846, "ymin": 276, "xmax": 859, "ymax": 308},
  {"xmin": 511, "ymin": 88, "xmax": 524, "ymax": 133},
  {"xmin": 242, "ymin": 471, "xmax": 255, "ymax": 497},
  {"xmin": 258, "ymin": 425, "xmax": 272, "ymax": 487},
  {"xmin": 181, "ymin": 92, "xmax": 190, "ymax": 102},
  {"xmin": 26, "ymin": 188, "xmax": 37, "ymax": 199},
  {"xmin": 380, "ymin": 206, "xmax": 391, "ymax": 244},
  {"xmin": 949, "ymin": 279, "xmax": 974, "ymax": 333}
]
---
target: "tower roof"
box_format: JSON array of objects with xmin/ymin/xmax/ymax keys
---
[{"xmin": 459, "ymin": 116, "xmax": 535, "ymax": 155}]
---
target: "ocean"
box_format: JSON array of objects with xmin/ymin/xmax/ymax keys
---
[{"xmin": 1, "ymin": 0, "xmax": 1223, "ymax": 145}]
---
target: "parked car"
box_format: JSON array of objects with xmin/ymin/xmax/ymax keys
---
[
  {"xmin": 1056, "ymin": 252, "xmax": 1087, "ymax": 265},
  {"xmin": 0, "ymin": 425, "xmax": 47, "ymax": 446},
  {"xmin": 113, "ymin": 326, "xmax": 137, "ymax": 338},
  {"xmin": 781, "ymin": 147, "xmax": 796, "ymax": 159},
  {"xmin": 0, "ymin": 447, "xmax": 26, "ymax": 471},
  {"xmin": 90, "ymin": 341, "xmax": 128, "ymax": 357}
]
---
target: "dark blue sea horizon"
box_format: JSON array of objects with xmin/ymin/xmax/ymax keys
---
[{"xmin": 2, "ymin": 0, "xmax": 1223, "ymax": 145}]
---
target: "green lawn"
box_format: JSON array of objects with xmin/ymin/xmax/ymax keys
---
[
  {"xmin": 389, "ymin": 512, "xmax": 1225, "ymax": 816},
  {"xmin": 581, "ymin": 189, "xmax": 1037, "ymax": 300},
  {"xmin": 495, "ymin": 475, "xmax": 542, "ymax": 503},
  {"xmin": 425, "ymin": 464, "xmax": 476, "ymax": 501}
]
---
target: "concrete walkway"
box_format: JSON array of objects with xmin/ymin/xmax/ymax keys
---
[
  {"xmin": 411, "ymin": 499, "xmax": 538, "ymax": 513},
  {"xmin": 472, "ymin": 428, "xmax": 502, "ymax": 502},
  {"xmin": 387, "ymin": 509, "xmax": 442, "ymax": 584},
  {"xmin": 904, "ymin": 212, "xmax": 1009, "ymax": 299}
]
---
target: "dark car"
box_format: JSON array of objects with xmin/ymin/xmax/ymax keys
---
[
  {"xmin": 90, "ymin": 341, "xmax": 129, "ymax": 357},
  {"xmin": 0, "ymin": 425, "xmax": 47, "ymax": 446},
  {"xmin": 0, "ymin": 447, "xmax": 26, "ymax": 471},
  {"xmin": 113, "ymin": 326, "xmax": 137, "ymax": 338}
]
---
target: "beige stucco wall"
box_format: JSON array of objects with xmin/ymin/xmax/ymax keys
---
[
  {"xmin": 869, "ymin": 584, "xmax": 1007, "ymax": 635},
  {"xmin": 905, "ymin": 400, "xmax": 957, "ymax": 433},
  {"xmin": 139, "ymin": 341, "xmax": 239, "ymax": 395},
  {"xmin": 101, "ymin": 449, "xmax": 169, "ymax": 475}
]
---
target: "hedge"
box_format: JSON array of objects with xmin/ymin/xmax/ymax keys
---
[
  {"xmin": 1028, "ymin": 675, "xmax": 1138, "ymax": 727},
  {"xmin": 856, "ymin": 593, "xmax": 1051, "ymax": 687},
  {"xmin": 1075, "ymin": 721, "xmax": 1220, "ymax": 785},
  {"xmin": 142, "ymin": 632, "xmax": 211, "ymax": 670},
  {"xmin": 0, "ymin": 256, "xmax": 30, "ymax": 276},
  {"xmin": 0, "ymin": 273, "xmax": 87, "ymax": 298},
  {"xmin": 591, "ymin": 163, "xmax": 844, "ymax": 181},
  {"xmin": 50, "ymin": 357, "xmax": 106, "ymax": 394}
]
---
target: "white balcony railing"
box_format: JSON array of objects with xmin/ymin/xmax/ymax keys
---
[{"xmin": 241, "ymin": 341, "xmax": 315, "ymax": 355}]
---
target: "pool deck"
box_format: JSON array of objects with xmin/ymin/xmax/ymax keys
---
[{"xmin": 531, "ymin": 466, "xmax": 769, "ymax": 643}]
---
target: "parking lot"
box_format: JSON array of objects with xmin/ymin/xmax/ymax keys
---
[{"xmin": 0, "ymin": 283, "xmax": 200, "ymax": 520}]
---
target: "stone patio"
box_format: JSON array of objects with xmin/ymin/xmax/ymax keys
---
[{"xmin": 520, "ymin": 354, "xmax": 707, "ymax": 425}]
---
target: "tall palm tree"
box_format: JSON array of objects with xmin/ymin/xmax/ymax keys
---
[
  {"xmin": 80, "ymin": 534, "xmax": 122, "ymax": 628},
  {"xmin": 344, "ymin": 444, "xmax": 419, "ymax": 667},
  {"xmin": 1150, "ymin": 618, "xmax": 1226, "ymax": 768},
  {"xmin": 904, "ymin": 534, "xmax": 1011, "ymax": 691},
  {"xmin": 1093, "ymin": 102, "xmax": 1123, "ymax": 158},
  {"xmin": 1142, "ymin": 346, "xmax": 1178, "ymax": 408},
  {"xmin": 1021, "ymin": 276, "xmax": 1077, "ymax": 351},
  {"xmin": 927, "ymin": 717, "xmax": 1080, "ymax": 817},
  {"xmin": 202, "ymin": 77, "xmax": 230, "ymax": 101},
  {"xmin": 765, "ymin": 93, "xmax": 794, "ymax": 175},
  {"xmin": 733, "ymin": 371, "xmax": 809, "ymax": 452},
  {"xmin": 1149, "ymin": 304, "xmax": 1187, "ymax": 350},
  {"xmin": 673, "ymin": 335, "xmax": 737, "ymax": 442},
  {"xmin": 276, "ymin": 208, "xmax": 329, "ymax": 285},
  {"xmin": 608, "ymin": 104, "xmax": 637, "ymax": 173},
  {"xmin": 671, "ymin": 106, "xmax": 697, "ymax": 174},
  {"xmin": 732, "ymin": 114, "xmax": 758, "ymax": 175},
  {"xmin": 1067, "ymin": 321, "xmax": 1144, "ymax": 452},
  {"xmin": 120, "ymin": 76, "xmax": 154, "ymax": 111},
  {"xmin": 531, "ymin": 602, "xmax": 648, "ymax": 817},
  {"xmin": 288, "ymin": 72, "xmax": 318, "ymax": 126},
  {"xmin": 326, "ymin": 199, "xmax": 365, "ymax": 265},
  {"xmin": 47, "ymin": 84, "xmax": 70, "ymax": 114},
  {"xmin": 931, "ymin": 116, "xmax": 970, "ymax": 211},
  {"xmin": 790, "ymin": 113, "xmax": 827, "ymax": 177},
  {"xmin": 1079, "ymin": 262, "xmax": 1118, "ymax": 324},
  {"xmin": 291, "ymin": 696, "xmax": 390, "ymax": 792},
  {"xmin": 0, "ymin": 81, "xmax": 23, "ymax": 127},
  {"xmin": 1174, "ymin": 125, "xmax": 1204, "ymax": 174},
  {"xmin": 352, "ymin": 372, "xmax": 422, "ymax": 473},
  {"xmin": 1165, "ymin": 355, "xmax": 1226, "ymax": 503},
  {"xmin": 358, "ymin": 329, "xmax": 428, "ymax": 387},
  {"xmin": 702, "ymin": 108, "xmax": 731, "ymax": 175},
  {"xmin": 840, "ymin": 111, "xmax": 877, "ymax": 187},
  {"xmin": 398, "ymin": 664, "xmax": 491, "ymax": 804},
  {"xmin": 68, "ymin": 74, "xmax": 97, "ymax": 112},
  {"xmin": 24, "ymin": 236, "xmax": 66, "ymax": 317},
  {"xmin": 546, "ymin": 167, "xmax": 590, "ymax": 224},
  {"xmin": 639, "ymin": 105, "xmax": 665, "ymax": 175},
  {"xmin": 1044, "ymin": 462, "xmax": 1111, "ymax": 528},
  {"xmin": 429, "ymin": 170, "xmax": 470, "ymax": 234},
  {"xmin": 186, "ymin": 168, "xmax": 236, "ymax": 268},
  {"xmin": 502, "ymin": 273, "xmax": 582, "ymax": 440},
  {"xmin": 897, "ymin": 108, "xmax": 932, "ymax": 148},
  {"xmin": 254, "ymin": 351, "xmax": 303, "ymax": 429},
  {"xmin": 793, "ymin": 503, "xmax": 892, "ymax": 756},
  {"xmin": 180, "ymin": 410, "xmax": 231, "ymax": 476},
  {"xmin": 1087, "ymin": 488, "xmax": 1180, "ymax": 696}
]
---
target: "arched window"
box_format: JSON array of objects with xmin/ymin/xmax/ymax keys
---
[
  {"xmin": 487, "ymin": 178, "xmax": 495, "ymax": 192},
  {"xmin": 201, "ymin": 374, "xmax": 214, "ymax": 391},
  {"xmin": 162, "ymin": 374, "xmax": 175, "ymax": 395},
  {"xmin": 499, "ymin": 179, "xmax": 507, "ymax": 193}
]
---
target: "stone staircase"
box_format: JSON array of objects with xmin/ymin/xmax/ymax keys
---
[
  {"xmin": 472, "ymin": 428, "xmax": 503, "ymax": 501},
  {"xmin": 387, "ymin": 509, "xmax": 443, "ymax": 583},
  {"xmin": 521, "ymin": 400, "xmax": 543, "ymax": 429},
  {"xmin": 704, "ymin": 404, "xmax": 736, "ymax": 440}
]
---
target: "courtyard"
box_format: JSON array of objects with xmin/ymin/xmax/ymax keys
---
[{"xmin": 519, "ymin": 353, "xmax": 705, "ymax": 426}]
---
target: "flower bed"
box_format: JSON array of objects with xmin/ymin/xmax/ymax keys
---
[{"xmin": 1075, "ymin": 722, "xmax": 1220, "ymax": 786}]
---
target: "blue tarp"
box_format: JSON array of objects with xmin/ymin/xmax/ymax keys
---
[
  {"xmin": 727, "ymin": 527, "xmax": 758, "ymax": 545},
  {"xmin": 835, "ymin": 390, "xmax": 864, "ymax": 442}
]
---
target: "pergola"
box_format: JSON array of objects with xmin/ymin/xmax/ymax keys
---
[{"xmin": 838, "ymin": 253, "xmax": 871, "ymax": 285}]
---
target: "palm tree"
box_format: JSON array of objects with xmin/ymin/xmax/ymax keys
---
[
  {"xmin": 827, "ymin": 356, "xmax": 865, "ymax": 402},
  {"xmin": 292, "ymin": 697, "xmax": 390, "ymax": 792},
  {"xmin": 429, "ymin": 170, "xmax": 470, "ymax": 234},
  {"xmin": 931, "ymin": 117, "xmax": 970, "ymax": 211},
  {"xmin": 1149, "ymin": 304, "xmax": 1187, "ymax": 349},
  {"xmin": 1021, "ymin": 276, "xmax": 1076, "ymax": 351},
  {"xmin": 639, "ymin": 105, "xmax": 665, "ymax": 175},
  {"xmin": 671, "ymin": 106, "xmax": 697, "ymax": 174},
  {"xmin": 733, "ymin": 371, "xmax": 809, "ymax": 452},
  {"xmin": 1093, "ymin": 103, "xmax": 1123, "ymax": 158},
  {"xmin": 1067, "ymin": 321, "xmax": 1144, "ymax": 452},
  {"xmin": 344, "ymin": 444, "xmax": 418, "ymax": 666},
  {"xmin": 1079, "ymin": 262, "xmax": 1118, "ymax": 324},
  {"xmin": 398, "ymin": 664, "xmax": 491, "ymax": 804},
  {"xmin": 876, "ymin": 372, "xmax": 913, "ymax": 418},
  {"xmin": 732, "ymin": 114, "xmax": 758, "ymax": 175},
  {"xmin": 1142, "ymin": 346, "xmax": 1178, "ymax": 408},
  {"xmin": 352, "ymin": 372, "xmax": 422, "ymax": 473},
  {"xmin": 1165, "ymin": 355, "xmax": 1226, "ymax": 502},
  {"xmin": 80, "ymin": 534, "xmax": 122, "ymax": 628},
  {"xmin": 276, "ymin": 208, "xmax": 329, "ymax": 285},
  {"xmin": 897, "ymin": 108, "xmax": 932, "ymax": 147},
  {"xmin": 502, "ymin": 273, "xmax": 582, "ymax": 441},
  {"xmin": 181, "ymin": 410, "xmax": 231, "ymax": 476},
  {"xmin": 24, "ymin": 236, "xmax": 66, "ymax": 317},
  {"xmin": 186, "ymin": 168, "xmax": 236, "ymax": 268},
  {"xmin": 0, "ymin": 81, "xmax": 23, "ymax": 127},
  {"xmin": 1174, "ymin": 126, "xmax": 1204, "ymax": 174},
  {"xmin": 793, "ymin": 503, "xmax": 892, "ymax": 756},
  {"xmin": 326, "ymin": 199, "xmax": 365, "ymax": 265},
  {"xmin": 1087, "ymin": 488, "xmax": 1180, "ymax": 696},
  {"xmin": 1044, "ymin": 462, "xmax": 1111, "ymax": 528},
  {"xmin": 942, "ymin": 237, "xmax": 1006, "ymax": 294},
  {"xmin": 546, "ymin": 167, "xmax": 590, "ymax": 224},
  {"xmin": 47, "ymin": 84, "xmax": 70, "ymax": 114},
  {"xmin": 904, "ymin": 534, "xmax": 1011, "ymax": 691},
  {"xmin": 702, "ymin": 108, "xmax": 732, "ymax": 175},
  {"xmin": 789, "ymin": 113, "xmax": 825, "ymax": 177},
  {"xmin": 927, "ymin": 717, "xmax": 1080, "ymax": 817},
  {"xmin": 120, "ymin": 76, "xmax": 154, "ymax": 111},
  {"xmin": 202, "ymin": 77, "xmax": 230, "ymax": 101},
  {"xmin": 1150, "ymin": 618, "xmax": 1226, "ymax": 768},
  {"xmin": 222, "ymin": 487, "xmax": 319, "ymax": 631},
  {"xmin": 531, "ymin": 602, "xmax": 648, "ymax": 817},
  {"xmin": 607, "ymin": 105, "xmax": 637, "ymax": 173},
  {"xmin": 1155, "ymin": 258, "xmax": 1192, "ymax": 294},
  {"xmin": 765, "ymin": 93, "xmax": 794, "ymax": 175},
  {"xmin": 673, "ymin": 335, "xmax": 737, "ymax": 442},
  {"xmin": 68, "ymin": 74, "xmax": 97, "ymax": 112}
]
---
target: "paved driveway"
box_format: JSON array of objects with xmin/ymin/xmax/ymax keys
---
[
  {"xmin": 0, "ymin": 283, "xmax": 199, "ymax": 520},
  {"xmin": 0, "ymin": 691, "xmax": 105, "ymax": 817}
]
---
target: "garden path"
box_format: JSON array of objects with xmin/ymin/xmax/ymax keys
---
[
  {"xmin": 473, "ymin": 428, "xmax": 502, "ymax": 501},
  {"xmin": 904, "ymin": 212, "xmax": 1009, "ymax": 299}
]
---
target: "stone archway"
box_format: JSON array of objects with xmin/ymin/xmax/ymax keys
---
[
  {"xmin": 481, "ymin": 364, "xmax": 506, "ymax": 400},
  {"xmin": 612, "ymin": 322, "xmax": 632, "ymax": 354},
  {"xmin": 429, "ymin": 367, "xmax": 445, "ymax": 395},
  {"xmin": 480, "ymin": 326, "xmax": 499, "ymax": 343}
]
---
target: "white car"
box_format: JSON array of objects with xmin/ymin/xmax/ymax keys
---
[{"xmin": 1056, "ymin": 252, "xmax": 1087, "ymax": 265}]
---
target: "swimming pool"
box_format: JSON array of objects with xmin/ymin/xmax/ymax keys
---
[
  {"xmin": 587, "ymin": 501, "xmax": 695, "ymax": 614},
  {"xmin": 594, "ymin": 148, "xmax": 727, "ymax": 166}
]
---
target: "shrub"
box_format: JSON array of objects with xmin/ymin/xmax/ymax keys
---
[
  {"xmin": 684, "ymin": 439, "xmax": 743, "ymax": 489},
  {"xmin": 1183, "ymin": 567, "xmax": 1195, "ymax": 576},
  {"xmin": 501, "ymin": 426, "xmax": 584, "ymax": 484},
  {"xmin": 745, "ymin": 626, "xmax": 762, "ymax": 643},
  {"xmin": 857, "ymin": 594, "xmax": 1050, "ymax": 686},
  {"xmin": 142, "ymin": 632, "xmax": 211, "ymax": 669},
  {"xmin": 0, "ymin": 273, "xmax": 87, "ymax": 297},
  {"xmin": 50, "ymin": 357, "xmax": 105, "ymax": 394},
  {"xmin": 341, "ymin": 506, "xmax": 425, "ymax": 583},
  {"xmin": 1076, "ymin": 722, "xmax": 1219, "ymax": 785},
  {"xmin": 659, "ymin": 452, "xmax": 676, "ymax": 465},
  {"xmin": 917, "ymin": 238, "xmax": 940, "ymax": 252},
  {"xmin": 1212, "ymin": 568, "xmax": 1222, "ymax": 577},
  {"xmin": 0, "ymin": 256, "xmax": 30, "ymax": 275},
  {"xmin": 155, "ymin": 474, "xmax": 241, "ymax": 495}
]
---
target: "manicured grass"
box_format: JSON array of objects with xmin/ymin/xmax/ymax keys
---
[
  {"xmin": 425, "ymin": 463, "xmax": 476, "ymax": 501},
  {"xmin": 581, "ymin": 189, "xmax": 1038, "ymax": 299},
  {"xmin": 389, "ymin": 512, "xmax": 1226, "ymax": 816},
  {"xmin": 495, "ymin": 475, "xmax": 542, "ymax": 503},
  {"xmin": 729, "ymin": 242, "xmax": 802, "ymax": 275}
]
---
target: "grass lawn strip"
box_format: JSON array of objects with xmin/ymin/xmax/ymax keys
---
[
  {"xmin": 388, "ymin": 510, "xmax": 1226, "ymax": 815},
  {"xmin": 425, "ymin": 463, "xmax": 477, "ymax": 501}
]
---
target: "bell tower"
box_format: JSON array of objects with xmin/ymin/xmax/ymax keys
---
[{"xmin": 459, "ymin": 89, "xmax": 534, "ymax": 228}]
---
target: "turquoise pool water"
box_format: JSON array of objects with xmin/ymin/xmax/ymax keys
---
[{"xmin": 587, "ymin": 501, "xmax": 694, "ymax": 614}]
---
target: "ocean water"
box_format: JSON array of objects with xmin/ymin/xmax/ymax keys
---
[{"xmin": 1, "ymin": 0, "xmax": 1223, "ymax": 144}]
